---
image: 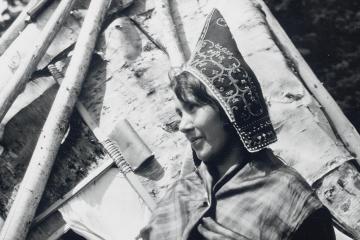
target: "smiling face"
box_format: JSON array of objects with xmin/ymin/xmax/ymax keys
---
[
  {"xmin": 175, "ymin": 96, "xmax": 230, "ymax": 163},
  {"xmin": 170, "ymin": 70, "xmax": 242, "ymax": 165}
]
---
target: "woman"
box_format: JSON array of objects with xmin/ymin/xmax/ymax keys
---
[{"xmin": 139, "ymin": 9, "xmax": 335, "ymax": 240}]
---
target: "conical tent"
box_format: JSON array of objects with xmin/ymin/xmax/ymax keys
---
[{"xmin": 0, "ymin": 0, "xmax": 359, "ymax": 239}]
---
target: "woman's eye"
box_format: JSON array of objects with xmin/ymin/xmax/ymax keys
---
[{"xmin": 185, "ymin": 102, "xmax": 199, "ymax": 113}]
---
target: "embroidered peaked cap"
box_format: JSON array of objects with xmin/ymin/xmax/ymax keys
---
[{"xmin": 182, "ymin": 8, "xmax": 277, "ymax": 152}]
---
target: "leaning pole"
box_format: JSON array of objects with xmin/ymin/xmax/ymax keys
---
[{"xmin": 0, "ymin": 0, "xmax": 111, "ymax": 239}]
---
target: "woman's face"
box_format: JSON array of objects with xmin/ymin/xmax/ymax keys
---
[{"xmin": 175, "ymin": 95, "xmax": 230, "ymax": 163}]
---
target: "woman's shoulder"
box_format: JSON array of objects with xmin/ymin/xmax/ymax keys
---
[
  {"xmin": 273, "ymin": 164, "xmax": 311, "ymax": 190},
  {"xmin": 252, "ymin": 150, "xmax": 316, "ymax": 193},
  {"xmin": 262, "ymin": 158, "xmax": 317, "ymax": 199},
  {"xmin": 248, "ymin": 151, "xmax": 323, "ymax": 211},
  {"xmin": 263, "ymin": 158, "xmax": 324, "ymax": 220}
]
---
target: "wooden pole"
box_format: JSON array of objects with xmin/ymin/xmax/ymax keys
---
[
  {"xmin": 155, "ymin": 0, "xmax": 186, "ymax": 66},
  {"xmin": 0, "ymin": 217, "xmax": 3, "ymax": 231},
  {"xmin": 102, "ymin": 139, "xmax": 157, "ymax": 211},
  {"xmin": 75, "ymin": 104, "xmax": 156, "ymax": 211},
  {"xmin": 0, "ymin": 0, "xmax": 111, "ymax": 239},
  {"xmin": 0, "ymin": 0, "xmax": 38, "ymax": 56},
  {"xmin": 253, "ymin": 0, "xmax": 360, "ymax": 164},
  {"xmin": 252, "ymin": 0, "xmax": 360, "ymax": 237},
  {"xmin": 32, "ymin": 159, "xmax": 114, "ymax": 226},
  {"xmin": 0, "ymin": 0, "xmax": 75, "ymax": 124},
  {"xmin": 35, "ymin": 64, "xmax": 156, "ymax": 220},
  {"xmin": 31, "ymin": 66, "xmax": 156, "ymax": 226}
]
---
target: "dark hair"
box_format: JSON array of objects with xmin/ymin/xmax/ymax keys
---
[
  {"xmin": 169, "ymin": 68, "xmax": 242, "ymax": 165},
  {"xmin": 169, "ymin": 69, "xmax": 233, "ymax": 126},
  {"xmin": 169, "ymin": 69, "xmax": 219, "ymax": 109},
  {"xmin": 169, "ymin": 69, "xmax": 275, "ymax": 165},
  {"xmin": 169, "ymin": 68, "xmax": 235, "ymax": 126}
]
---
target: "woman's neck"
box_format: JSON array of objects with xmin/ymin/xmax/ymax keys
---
[{"xmin": 207, "ymin": 141, "xmax": 248, "ymax": 181}]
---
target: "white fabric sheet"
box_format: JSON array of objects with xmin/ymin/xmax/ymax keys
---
[{"xmin": 59, "ymin": 168, "xmax": 149, "ymax": 240}]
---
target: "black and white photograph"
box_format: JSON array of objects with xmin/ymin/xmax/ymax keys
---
[{"xmin": 0, "ymin": 0, "xmax": 359, "ymax": 239}]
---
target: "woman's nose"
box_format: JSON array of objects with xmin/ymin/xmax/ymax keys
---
[{"xmin": 178, "ymin": 114, "xmax": 194, "ymax": 133}]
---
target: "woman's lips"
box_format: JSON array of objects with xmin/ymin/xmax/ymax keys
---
[{"xmin": 190, "ymin": 137, "xmax": 203, "ymax": 146}]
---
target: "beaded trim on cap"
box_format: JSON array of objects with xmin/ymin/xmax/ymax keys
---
[{"xmin": 183, "ymin": 8, "xmax": 277, "ymax": 152}]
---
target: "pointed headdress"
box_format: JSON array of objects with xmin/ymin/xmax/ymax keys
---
[{"xmin": 182, "ymin": 8, "xmax": 277, "ymax": 152}]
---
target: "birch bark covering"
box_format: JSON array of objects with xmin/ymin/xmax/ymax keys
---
[
  {"xmin": 53, "ymin": 0, "xmax": 358, "ymax": 238},
  {"xmin": 0, "ymin": 0, "xmax": 359, "ymax": 238},
  {"xmin": 0, "ymin": 0, "xmax": 109, "ymax": 238},
  {"xmin": 167, "ymin": 0, "xmax": 352, "ymax": 184},
  {"xmin": 76, "ymin": 8, "xmax": 186, "ymax": 189},
  {"xmin": 0, "ymin": 0, "xmax": 83, "ymax": 140},
  {"xmin": 0, "ymin": 0, "xmax": 79, "ymax": 124},
  {"xmin": 0, "ymin": 0, "xmax": 39, "ymax": 55},
  {"xmin": 166, "ymin": 0, "xmax": 360, "ymax": 237},
  {"xmin": 166, "ymin": 0, "xmax": 359, "ymax": 235}
]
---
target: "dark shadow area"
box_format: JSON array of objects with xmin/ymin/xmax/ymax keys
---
[
  {"xmin": 0, "ymin": 84, "xmax": 58, "ymax": 218},
  {"xmin": 135, "ymin": 156, "xmax": 165, "ymax": 181},
  {"xmin": 264, "ymin": 0, "xmax": 360, "ymax": 132},
  {"xmin": 0, "ymin": 52, "xmax": 108, "ymax": 217},
  {"xmin": 60, "ymin": 230, "xmax": 86, "ymax": 240},
  {"xmin": 37, "ymin": 52, "xmax": 108, "ymax": 214}
]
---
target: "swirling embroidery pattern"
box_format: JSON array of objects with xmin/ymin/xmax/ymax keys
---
[
  {"xmin": 191, "ymin": 39, "xmax": 264, "ymax": 123},
  {"xmin": 216, "ymin": 17, "xmax": 227, "ymax": 27}
]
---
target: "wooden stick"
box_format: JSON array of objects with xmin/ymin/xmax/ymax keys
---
[
  {"xmin": 0, "ymin": 0, "xmax": 110, "ymax": 239},
  {"xmin": 253, "ymin": 0, "xmax": 360, "ymax": 164},
  {"xmin": 32, "ymin": 63, "xmax": 156, "ymax": 225},
  {"xmin": 32, "ymin": 158, "xmax": 113, "ymax": 225},
  {"xmin": 0, "ymin": 0, "xmax": 37, "ymax": 56},
  {"xmin": 102, "ymin": 139, "xmax": 157, "ymax": 211},
  {"xmin": 26, "ymin": 0, "xmax": 54, "ymax": 20},
  {"xmin": 32, "ymin": 139, "xmax": 156, "ymax": 226},
  {"xmin": 0, "ymin": 0, "xmax": 75, "ymax": 124},
  {"xmin": 253, "ymin": 0, "xmax": 360, "ymax": 236},
  {"xmin": 0, "ymin": 216, "xmax": 3, "ymax": 231},
  {"xmin": 72, "ymin": 81, "xmax": 156, "ymax": 212},
  {"xmin": 0, "ymin": 0, "xmax": 54, "ymax": 56},
  {"xmin": 47, "ymin": 224, "xmax": 70, "ymax": 240},
  {"xmin": 155, "ymin": 0, "xmax": 186, "ymax": 66}
]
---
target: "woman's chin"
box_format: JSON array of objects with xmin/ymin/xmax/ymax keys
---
[{"xmin": 194, "ymin": 151, "xmax": 212, "ymax": 164}]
